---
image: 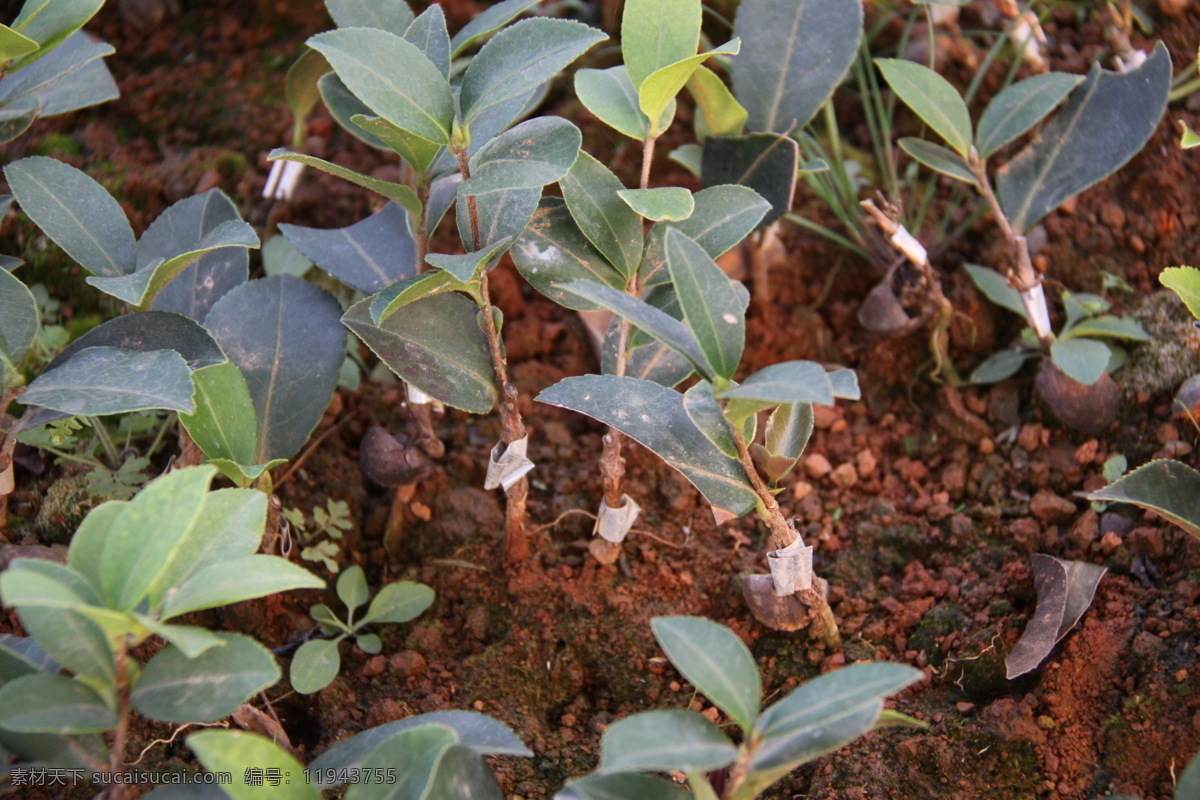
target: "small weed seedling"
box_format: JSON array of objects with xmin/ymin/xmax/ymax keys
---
[
  {"xmin": 283, "ymin": 499, "xmax": 354, "ymax": 573},
  {"xmin": 538, "ymin": 229, "xmax": 859, "ymax": 639},
  {"xmin": 555, "ymin": 617, "xmax": 923, "ymax": 800},
  {"xmin": 290, "ymin": 566, "xmax": 434, "ymax": 695},
  {"xmin": 0, "ymin": 466, "xmax": 323, "ymax": 794}
]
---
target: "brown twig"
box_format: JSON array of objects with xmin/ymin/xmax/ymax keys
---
[{"xmin": 273, "ymin": 411, "xmax": 355, "ymax": 491}]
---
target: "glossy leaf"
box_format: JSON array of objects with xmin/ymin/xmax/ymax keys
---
[
  {"xmin": 3, "ymin": 34, "xmax": 117, "ymax": 118},
  {"xmin": 556, "ymin": 773, "xmax": 693, "ymax": 800},
  {"xmin": 267, "ymin": 149, "xmax": 421, "ymax": 217},
  {"xmin": 603, "ymin": 334, "xmax": 695, "ymax": 388},
  {"xmin": 280, "ymin": 203, "xmax": 417, "ymax": 294},
  {"xmin": 1049, "ymin": 338, "xmax": 1109, "ymax": 386},
  {"xmin": 309, "ymin": 27, "xmax": 452, "ymax": 144},
  {"xmin": 22, "ymin": 346, "xmax": 194, "ymax": 416},
  {"xmin": 617, "ymin": 187, "xmax": 693, "ymax": 221},
  {"xmin": 963, "ymin": 263, "xmax": 1025, "ymax": 316},
  {"xmin": 875, "ymin": 58, "xmax": 972, "ymax": 156},
  {"xmin": 11, "ymin": 0, "xmax": 103, "ymax": 66},
  {"xmin": 426, "ymin": 236, "xmax": 514, "ymax": 282},
  {"xmin": 762, "ymin": 401, "xmax": 813, "ymax": 482},
  {"xmin": 0, "ymin": 24, "xmax": 38, "ymax": 61},
  {"xmin": 0, "ymin": 674, "xmax": 115, "ymax": 733},
  {"xmin": 511, "ymin": 199, "xmax": 627, "ymax": 311},
  {"xmin": 689, "ymin": 65, "xmax": 747, "ymax": 138},
  {"xmin": 732, "ymin": 0, "xmax": 862, "ymax": 133},
  {"xmin": 369, "ymin": 270, "xmax": 474, "ymax": 323},
  {"xmin": 638, "ymin": 41, "xmax": 741, "ymax": 134},
  {"xmin": 665, "ymin": 228, "xmax": 745, "ymax": 379},
  {"xmin": 969, "ymin": 348, "xmax": 1036, "ymax": 384},
  {"xmin": 622, "ymin": 0, "xmax": 700, "ymax": 89},
  {"xmin": 899, "ymin": 138, "xmax": 975, "ymax": 184},
  {"xmin": 575, "ymin": 65, "xmax": 667, "ymax": 141},
  {"xmin": 450, "ymin": 0, "xmax": 539, "ymax": 55},
  {"xmin": 343, "ymin": 292, "xmax": 496, "ymax": 414},
  {"xmin": 976, "ymin": 72, "xmax": 1082, "ymax": 157},
  {"xmin": 189, "ymin": 729, "xmax": 321, "ymax": 800},
  {"xmin": 458, "ymin": 185, "xmax": 541, "ymax": 251},
  {"xmin": 361, "ymin": 581, "xmax": 434, "ymax": 625},
  {"xmin": 683, "ymin": 381, "xmax": 738, "ymax": 458},
  {"xmin": 462, "ymin": 116, "xmax": 581, "ymax": 196},
  {"xmin": 317, "ymin": 72, "xmax": 390, "ymax": 149},
  {"xmin": 1088, "ymin": 459, "xmax": 1200, "ymax": 538},
  {"xmin": 290, "ymin": 638, "xmax": 342, "ymax": 695},
  {"xmin": 537, "ymin": 375, "xmax": 757, "ymax": 516},
  {"xmin": 343, "ymin": 723, "xmax": 458, "ymax": 800},
  {"xmin": 178, "ymin": 362, "xmax": 259, "ymax": 479},
  {"xmin": 133, "ymin": 634, "xmax": 279, "ymax": 723},
  {"xmin": 997, "ymin": 44, "xmax": 1171, "ymax": 232},
  {"xmin": 459, "ymin": 19, "xmax": 605, "ymax": 135},
  {"xmin": 1159, "ymin": 266, "xmax": 1200, "ymax": 320},
  {"xmin": 701, "ymin": 133, "xmax": 798, "ymax": 226},
  {"xmin": 718, "ymin": 360, "xmax": 834, "ymax": 407},
  {"xmin": 599, "ymin": 709, "xmax": 737, "ymax": 773},
  {"xmin": 560, "ymin": 151, "xmax": 643, "ymax": 279},
  {"xmin": 404, "ymin": 5, "xmax": 450, "ymax": 77},
  {"xmin": 652, "ymin": 617, "xmax": 761, "ymax": 733},
  {"xmin": 5, "ymin": 155, "xmax": 135, "ymax": 277}
]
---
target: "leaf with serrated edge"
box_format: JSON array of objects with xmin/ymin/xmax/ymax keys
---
[
  {"xmin": 1088, "ymin": 459, "xmax": 1200, "ymax": 537},
  {"xmin": 640, "ymin": 185, "xmax": 770, "ymax": 287},
  {"xmin": 652, "ymin": 617, "xmax": 761, "ymax": 733},
  {"xmin": 325, "ymin": 0, "xmax": 414, "ymax": 36},
  {"xmin": 189, "ymin": 729, "xmax": 321, "ymax": 800},
  {"xmin": 370, "ymin": 270, "xmax": 473, "ymax": 324},
  {"xmin": 462, "ymin": 116, "xmax": 581, "ymax": 196},
  {"xmin": 599, "ymin": 709, "xmax": 737, "ymax": 773},
  {"xmin": 622, "ymin": 0, "xmax": 701, "ymax": 89},
  {"xmin": 451, "ymin": 0, "xmax": 539, "ymax": 55},
  {"xmin": 575, "ymin": 66, "xmax": 660, "ymax": 141},
  {"xmin": 0, "ymin": 266, "xmax": 38, "ymax": 376},
  {"xmin": 404, "ymin": 5, "xmax": 450, "ymax": 77},
  {"xmin": 875, "ymin": 58, "xmax": 972, "ymax": 156},
  {"xmin": 0, "ymin": 675, "xmax": 116, "ymax": 734},
  {"xmin": 638, "ymin": 40, "xmax": 741, "ymax": 133},
  {"xmin": 665, "ymin": 229, "xmax": 745, "ymax": 379},
  {"xmin": 22, "ymin": 347, "xmax": 195, "ymax": 417}
]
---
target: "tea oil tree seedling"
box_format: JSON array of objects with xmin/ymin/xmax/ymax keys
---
[
  {"xmin": 537, "ymin": 229, "xmax": 859, "ymax": 638},
  {"xmin": 289, "ymin": 565, "xmax": 434, "ymax": 694},
  {"xmin": 554, "ymin": 617, "xmax": 923, "ymax": 800},
  {"xmin": 0, "ymin": 466, "xmax": 324, "ymax": 795},
  {"xmin": 270, "ymin": 0, "xmax": 606, "ymax": 563},
  {"xmin": 875, "ymin": 47, "xmax": 1170, "ymax": 418}
]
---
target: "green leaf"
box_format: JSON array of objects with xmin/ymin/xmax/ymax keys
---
[
  {"xmin": 762, "ymin": 401, "xmax": 813, "ymax": 482},
  {"xmin": 133, "ymin": 633, "xmax": 279, "ymax": 723},
  {"xmin": 22, "ymin": 347, "xmax": 195, "ymax": 417},
  {"xmin": 179, "ymin": 362, "xmax": 260, "ymax": 475},
  {"xmin": 683, "ymin": 381, "xmax": 739, "ymax": 458},
  {"xmin": 559, "ymin": 151, "xmax": 643, "ymax": 279},
  {"xmin": 751, "ymin": 663, "xmax": 923, "ymax": 774},
  {"xmin": 617, "ymin": 187, "xmax": 693, "ymax": 221},
  {"xmin": 268, "ymin": 149, "xmax": 421, "ymax": 217},
  {"xmin": 204, "ymin": 276, "xmax": 345, "ymax": 463},
  {"xmin": 963, "ymin": 263, "xmax": 1025, "ymax": 317},
  {"xmin": 134, "ymin": 619, "xmax": 226, "ymax": 659},
  {"xmin": 337, "ymin": 566, "xmax": 370, "ymax": 613},
  {"xmin": 599, "ymin": 709, "xmax": 737, "ymax": 773},
  {"xmin": 558, "ymin": 281, "xmax": 713, "ymax": 379},
  {"xmin": 459, "ymin": 18, "xmax": 605, "ymax": 135},
  {"xmin": 309, "ymin": 27, "xmax": 452, "ymax": 145},
  {"xmin": 732, "ymin": 0, "xmax": 862, "ymax": 133},
  {"xmin": 361, "ymin": 580, "xmax": 435, "ymax": 625},
  {"xmin": 875, "ymin": 58, "xmax": 972, "ymax": 156},
  {"xmin": 1049, "ymin": 338, "xmax": 1109, "ymax": 385},
  {"xmin": 976, "ymin": 72, "xmax": 1082, "ymax": 158},
  {"xmin": 969, "ymin": 348, "xmax": 1036, "ymax": 384},
  {"xmin": 10, "ymin": 0, "xmax": 103, "ymax": 67},
  {"xmin": 700, "ymin": 133, "xmax": 798, "ymax": 226},
  {"xmin": 997, "ymin": 44, "xmax": 1171, "ymax": 232},
  {"xmin": 162, "ymin": 557, "xmax": 323, "ymax": 620},
  {"xmin": 281, "ymin": 203, "xmax": 417, "ymax": 294},
  {"xmin": 290, "ymin": 638, "xmax": 342, "ymax": 694},
  {"xmin": 0, "ymin": 32, "xmax": 117, "ymax": 119},
  {"xmin": 1160, "ymin": 266, "xmax": 1200, "ymax": 320},
  {"xmin": 5, "ymin": 156, "xmax": 135, "ymax": 278},
  {"xmin": 0, "ymin": 24, "xmax": 39, "ymax": 61},
  {"xmin": 510, "ymin": 198, "xmax": 627, "ymax": 311},
  {"xmin": 285, "ymin": 48, "xmax": 330, "ymax": 126},
  {"xmin": 404, "ymin": 5, "xmax": 450, "ymax": 77},
  {"xmin": 462, "ymin": 116, "xmax": 581, "ymax": 196},
  {"xmin": 651, "ymin": 617, "xmax": 761, "ymax": 734},
  {"xmin": 670, "ymin": 143, "xmax": 702, "ymax": 176},
  {"xmin": 0, "ymin": 266, "xmax": 38, "ymax": 381},
  {"xmin": 0, "ymin": 674, "xmax": 115, "ymax": 733},
  {"xmin": 537, "ymin": 375, "xmax": 757, "ymax": 516},
  {"xmin": 189, "ymin": 729, "xmax": 321, "ymax": 800},
  {"xmin": 575, "ymin": 66, "xmax": 668, "ymax": 141},
  {"xmin": 369, "ymin": 270, "xmax": 474, "ymax": 324},
  {"xmin": 827, "ymin": 367, "xmax": 860, "ymax": 399},
  {"xmin": 1061, "ymin": 315, "xmax": 1150, "ymax": 342},
  {"xmin": 638, "ymin": 40, "xmax": 741, "ymax": 134},
  {"xmin": 639, "ymin": 185, "xmax": 771, "ymax": 287},
  {"xmin": 718, "ymin": 360, "xmax": 834, "ymax": 407},
  {"xmin": 689, "ymin": 65, "xmax": 747, "ymax": 138},
  {"xmin": 450, "ymin": 0, "xmax": 539, "ymax": 56},
  {"xmin": 665, "ymin": 228, "xmax": 746, "ymax": 379},
  {"xmin": 426, "ymin": 236, "xmax": 515, "ymax": 283},
  {"xmin": 1182, "ymin": 121, "xmax": 1200, "ymax": 149},
  {"xmin": 899, "ymin": 138, "xmax": 975, "ymax": 183},
  {"xmin": 621, "ymin": 0, "xmax": 701, "ymax": 89},
  {"xmin": 343, "ymin": 723, "xmax": 458, "ymax": 800},
  {"xmin": 325, "ymin": 0, "xmax": 413, "ymax": 35},
  {"xmin": 317, "ymin": 72, "xmax": 389, "ymax": 149},
  {"xmin": 262, "ymin": 235, "xmax": 314, "ymax": 279},
  {"xmin": 458, "ymin": 186, "xmax": 541, "ymax": 251},
  {"xmin": 0, "ymin": 635, "xmax": 57, "ymax": 679},
  {"xmin": 0, "ymin": 96, "xmax": 41, "ymax": 143},
  {"xmin": 343, "ymin": 292, "xmax": 497, "ymax": 414},
  {"xmin": 356, "ymin": 633, "xmax": 381, "ymax": 654},
  {"xmin": 349, "ymin": 112, "xmax": 443, "ymax": 178},
  {"xmin": 556, "ymin": 773, "xmax": 694, "ymax": 800}
]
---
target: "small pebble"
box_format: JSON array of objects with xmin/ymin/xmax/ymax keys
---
[{"xmin": 805, "ymin": 454, "xmax": 832, "ymax": 479}]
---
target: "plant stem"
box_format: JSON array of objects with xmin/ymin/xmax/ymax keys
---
[
  {"xmin": 88, "ymin": 417, "xmax": 121, "ymax": 468},
  {"xmin": 106, "ymin": 636, "xmax": 133, "ymax": 800},
  {"xmin": 408, "ymin": 174, "xmax": 445, "ymax": 458},
  {"xmin": 453, "ymin": 147, "xmax": 530, "ymax": 563}
]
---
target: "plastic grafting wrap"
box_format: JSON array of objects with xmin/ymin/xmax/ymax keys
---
[
  {"xmin": 483, "ymin": 435, "xmax": 534, "ymax": 491},
  {"xmin": 766, "ymin": 535, "xmax": 813, "ymax": 596},
  {"xmin": 595, "ymin": 494, "xmax": 640, "ymax": 543}
]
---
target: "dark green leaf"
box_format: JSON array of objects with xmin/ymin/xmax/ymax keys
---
[
  {"xmin": 899, "ymin": 137, "xmax": 975, "ymax": 183},
  {"xmin": 701, "ymin": 134, "xmax": 798, "ymax": 226},
  {"xmin": 317, "ymin": 73, "xmax": 390, "ymax": 149},
  {"xmin": 559, "ymin": 151, "xmax": 643, "ymax": 279},
  {"xmin": 369, "ymin": 270, "xmax": 474, "ymax": 324},
  {"xmin": 458, "ymin": 186, "xmax": 541, "ymax": 251},
  {"xmin": 0, "ymin": 266, "xmax": 38, "ymax": 380},
  {"xmin": 422, "ymin": 744, "xmax": 506, "ymax": 800},
  {"xmin": 599, "ymin": 709, "xmax": 737, "ymax": 773},
  {"xmin": 268, "ymin": 149, "xmax": 421, "ymax": 216},
  {"xmin": 325, "ymin": 0, "xmax": 414, "ymax": 36},
  {"xmin": 875, "ymin": 58, "xmax": 972, "ymax": 156},
  {"xmin": 969, "ymin": 348, "xmax": 1035, "ymax": 384},
  {"xmin": 997, "ymin": 44, "xmax": 1171, "ymax": 232},
  {"xmin": 0, "ymin": 635, "xmax": 57, "ymax": 680},
  {"xmin": 732, "ymin": 0, "xmax": 862, "ymax": 132},
  {"xmin": 23, "ymin": 347, "xmax": 195, "ymax": 416},
  {"xmin": 764, "ymin": 401, "xmax": 813, "ymax": 461},
  {"xmin": 404, "ymin": 5, "xmax": 450, "ymax": 77},
  {"xmin": 0, "ymin": 674, "xmax": 115, "ymax": 733},
  {"xmin": 717, "ymin": 360, "xmax": 833, "ymax": 406},
  {"xmin": 683, "ymin": 381, "xmax": 738, "ymax": 458},
  {"xmin": 342, "ymin": 724, "xmax": 457, "ymax": 800},
  {"xmin": 0, "ymin": 96, "xmax": 40, "ymax": 143},
  {"xmin": 280, "ymin": 203, "xmax": 417, "ymax": 294},
  {"xmin": 640, "ymin": 185, "xmax": 770, "ymax": 287},
  {"xmin": 651, "ymin": 616, "xmax": 761, "ymax": 733},
  {"xmin": 963, "ymin": 263, "xmax": 1025, "ymax": 316},
  {"xmin": 511, "ymin": 198, "xmax": 627, "ymax": 311},
  {"xmin": 426, "ymin": 236, "xmax": 514, "ymax": 282},
  {"xmin": 0, "ymin": 33, "xmax": 115, "ymax": 114},
  {"xmin": 665, "ymin": 229, "xmax": 745, "ymax": 379},
  {"xmin": 133, "ymin": 634, "xmax": 280, "ymax": 723},
  {"xmin": 1049, "ymin": 338, "xmax": 1109, "ymax": 385},
  {"xmin": 462, "ymin": 116, "xmax": 581, "ymax": 196},
  {"xmin": 556, "ymin": 773, "xmax": 693, "ymax": 800},
  {"xmin": 450, "ymin": 0, "xmax": 539, "ymax": 56},
  {"xmin": 977, "ymin": 72, "xmax": 1082, "ymax": 157}
]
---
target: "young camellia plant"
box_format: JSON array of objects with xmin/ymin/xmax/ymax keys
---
[
  {"xmin": 0, "ymin": 466, "xmax": 324, "ymax": 795},
  {"xmin": 138, "ymin": 711, "xmax": 532, "ymax": 800},
  {"xmin": 537, "ymin": 229, "xmax": 859, "ymax": 639},
  {"xmin": 874, "ymin": 46, "xmax": 1170, "ymax": 421},
  {"xmin": 555, "ymin": 617, "xmax": 923, "ymax": 800},
  {"xmin": 269, "ymin": 0, "xmax": 606, "ymax": 562},
  {"xmin": 290, "ymin": 565, "xmax": 434, "ymax": 694}
]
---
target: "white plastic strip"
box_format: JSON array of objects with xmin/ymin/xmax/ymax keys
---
[
  {"xmin": 595, "ymin": 494, "xmax": 640, "ymax": 543},
  {"xmin": 890, "ymin": 226, "xmax": 928, "ymax": 266},
  {"xmin": 406, "ymin": 382, "xmax": 432, "ymax": 406},
  {"xmin": 483, "ymin": 435, "xmax": 534, "ymax": 491},
  {"xmin": 1021, "ymin": 283, "xmax": 1053, "ymax": 340},
  {"xmin": 263, "ymin": 159, "xmax": 305, "ymax": 201},
  {"xmin": 767, "ymin": 537, "xmax": 813, "ymax": 596}
]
